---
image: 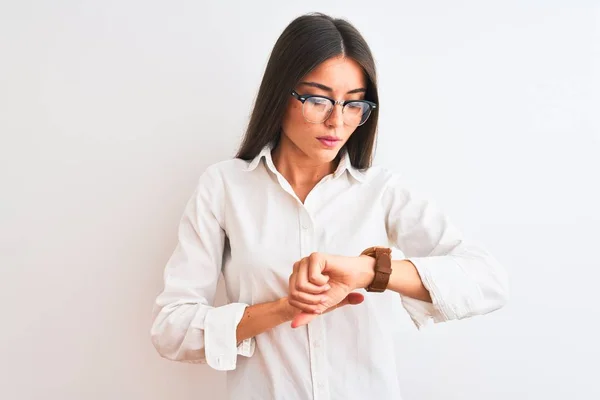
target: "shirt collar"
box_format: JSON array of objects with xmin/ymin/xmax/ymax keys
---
[
  {"xmin": 245, "ymin": 142, "xmax": 275, "ymax": 172},
  {"xmin": 333, "ymin": 147, "xmax": 366, "ymax": 182},
  {"xmin": 244, "ymin": 142, "xmax": 366, "ymax": 183}
]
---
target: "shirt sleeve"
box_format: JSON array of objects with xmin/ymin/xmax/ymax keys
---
[
  {"xmin": 382, "ymin": 172, "xmax": 510, "ymax": 329},
  {"xmin": 150, "ymin": 166, "xmax": 255, "ymax": 370}
]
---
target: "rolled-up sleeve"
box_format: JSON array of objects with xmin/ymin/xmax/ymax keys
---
[
  {"xmin": 382, "ymin": 173, "xmax": 510, "ymax": 329},
  {"xmin": 150, "ymin": 166, "xmax": 255, "ymax": 370}
]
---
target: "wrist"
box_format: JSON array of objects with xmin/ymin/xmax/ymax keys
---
[
  {"xmin": 355, "ymin": 255, "xmax": 376, "ymax": 289},
  {"xmin": 278, "ymin": 297, "xmax": 300, "ymax": 323}
]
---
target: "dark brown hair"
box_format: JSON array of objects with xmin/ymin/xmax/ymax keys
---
[{"xmin": 235, "ymin": 12, "xmax": 379, "ymax": 169}]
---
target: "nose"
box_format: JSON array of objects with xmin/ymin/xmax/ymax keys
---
[{"xmin": 325, "ymin": 103, "xmax": 344, "ymax": 129}]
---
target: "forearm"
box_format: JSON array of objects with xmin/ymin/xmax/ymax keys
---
[
  {"xmin": 236, "ymin": 297, "xmax": 297, "ymax": 343},
  {"xmin": 358, "ymin": 255, "xmax": 432, "ymax": 302},
  {"xmin": 387, "ymin": 259, "xmax": 432, "ymax": 302}
]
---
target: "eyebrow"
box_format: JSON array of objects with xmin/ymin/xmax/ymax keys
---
[{"xmin": 299, "ymin": 81, "xmax": 367, "ymax": 94}]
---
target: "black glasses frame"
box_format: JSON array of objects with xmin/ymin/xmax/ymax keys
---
[{"xmin": 290, "ymin": 90, "xmax": 377, "ymax": 126}]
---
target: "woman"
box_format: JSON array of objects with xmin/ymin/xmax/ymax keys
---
[{"xmin": 150, "ymin": 12, "xmax": 509, "ymax": 399}]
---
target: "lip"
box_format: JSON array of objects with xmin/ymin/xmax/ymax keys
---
[{"xmin": 316, "ymin": 136, "xmax": 341, "ymax": 148}]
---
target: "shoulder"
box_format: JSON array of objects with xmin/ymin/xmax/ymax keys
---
[
  {"xmin": 359, "ymin": 164, "xmax": 406, "ymax": 190},
  {"xmin": 197, "ymin": 151, "xmax": 266, "ymax": 181},
  {"xmin": 190, "ymin": 158, "xmax": 252, "ymax": 219},
  {"xmin": 193, "ymin": 157, "xmax": 261, "ymax": 197},
  {"xmin": 359, "ymin": 164, "xmax": 430, "ymax": 209},
  {"xmin": 200, "ymin": 158, "xmax": 251, "ymax": 180}
]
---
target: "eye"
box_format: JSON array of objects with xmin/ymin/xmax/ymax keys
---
[
  {"xmin": 308, "ymin": 97, "xmax": 330, "ymax": 106},
  {"xmin": 345, "ymin": 102, "xmax": 367, "ymax": 113}
]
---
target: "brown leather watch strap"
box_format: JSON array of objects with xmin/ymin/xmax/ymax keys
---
[{"xmin": 360, "ymin": 246, "xmax": 393, "ymax": 292}]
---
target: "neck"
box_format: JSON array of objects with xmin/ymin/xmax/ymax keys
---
[{"xmin": 271, "ymin": 137, "xmax": 338, "ymax": 188}]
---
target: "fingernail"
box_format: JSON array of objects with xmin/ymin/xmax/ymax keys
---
[
  {"xmin": 320, "ymin": 297, "xmax": 328, "ymax": 304},
  {"xmin": 324, "ymin": 285, "xmax": 331, "ymax": 290}
]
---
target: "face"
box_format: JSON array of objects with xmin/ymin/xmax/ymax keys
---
[{"xmin": 280, "ymin": 56, "xmax": 368, "ymax": 164}]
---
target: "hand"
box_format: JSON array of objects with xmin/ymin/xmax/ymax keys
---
[
  {"xmin": 283, "ymin": 293, "xmax": 365, "ymax": 328},
  {"xmin": 287, "ymin": 292, "xmax": 365, "ymax": 328},
  {"xmin": 288, "ymin": 252, "xmax": 375, "ymax": 328}
]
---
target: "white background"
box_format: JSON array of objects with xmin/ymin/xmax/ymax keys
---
[{"xmin": 1, "ymin": 1, "xmax": 599, "ymax": 399}]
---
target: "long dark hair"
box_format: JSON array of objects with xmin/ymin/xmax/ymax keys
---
[{"xmin": 235, "ymin": 12, "xmax": 379, "ymax": 170}]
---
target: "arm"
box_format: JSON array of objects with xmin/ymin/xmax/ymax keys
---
[
  {"xmin": 288, "ymin": 254, "xmax": 428, "ymax": 327},
  {"xmin": 288, "ymin": 172, "xmax": 509, "ymax": 328},
  {"xmin": 151, "ymin": 167, "xmax": 254, "ymax": 371},
  {"xmin": 380, "ymin": 173, "xmax": 510, "ymax": 327},
  {"xmin": 152, "ymin": 167, "xmax": 358, "ymax": 366},
  {"xmin": 355, "ymin": 256, "xmax": 432, "ymax": 303},
  {"xmin": 235, "ymin": 298, "xmax": 295, "ymax": 343}
]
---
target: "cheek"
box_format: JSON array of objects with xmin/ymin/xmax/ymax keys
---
[
  {"xmin": 345, "ymin": 126, "xmax": 358, "ymax": 137},
  {"xmin": 290, "ymin": 101, "xmax": 308, "ymax": 125},
  {"xmin": 282, "ymin": 102, "xmax": 313, "ymax": 135}
]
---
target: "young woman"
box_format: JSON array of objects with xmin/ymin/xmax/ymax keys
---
[{"xmin": 151, "ymin": 12, "xmax": 509, "ymax": 399}]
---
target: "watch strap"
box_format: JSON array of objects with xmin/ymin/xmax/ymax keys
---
[{"xmin": 360, "ymin": 246, "xmax": 392, "ymax": 292}]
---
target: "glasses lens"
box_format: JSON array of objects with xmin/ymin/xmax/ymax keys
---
[
  {"xmin": 303, "ymin": 97, "xmax": 333, "ymax": 123},
  {"xmin": 344, "ymin": 102, "xmax": 372, "ymax": 126}
]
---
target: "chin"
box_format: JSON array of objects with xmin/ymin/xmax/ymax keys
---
[{"xmin": 309, "ymin": 146, "xmax": 341, "ymax": 162}]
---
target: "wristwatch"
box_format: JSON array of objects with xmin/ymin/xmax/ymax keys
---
[{"xmin": 360, "ymin": 246, "xmax": 393, "ymax": 292}]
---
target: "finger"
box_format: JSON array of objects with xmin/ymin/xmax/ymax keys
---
[
  {"xmin": 321, "ymin": 296, "xmax": 346, "ymax": 315},
  {"xmin": 307, "ymin": 253, "xmax": 329, "ymax": 286},
  {"xmin": 292, "ymin": 292, "xmax": 365, "ymax": 328},
  {"xmin": 295, "ymin": 258, "xmax": 309, "ymax": 293},
  {"xmin": 288, "ymin": 270, "xmax": 297, "ymax": 295},
  {"xmin": 291, "ymin": 312, "xmax": 317, "ymax": 328},
  {"xmin": 288, "ymin": 298, "xmax": 324, "ymax": 314},
  {"xmin": 289, "ymin": 290, "xmax": 329, "ymax": 306},
  {"xmin": 334, "ymin": 292, "xmax": 364, "ymax": 307},
  {"xmin": 292, "ymin": 293, "xmax": 366, "ymax": 328},
  {"xmin": 346, "ymin": 292, "xmax": 365, "ymax": 305},
  {"xmin": 322, "ymin": 292, "xmax": 365, "ymax": 315},
  {"xmin": 295, "ymin": 282, "xmax": 331, "ymax": 294},
  {"xmin": 289, "ymin": 270, "xmax": 328, "ymax": 313},
  {"xmin": 296, "ymin": 258, "xmax": 330, "ymax": 294}
]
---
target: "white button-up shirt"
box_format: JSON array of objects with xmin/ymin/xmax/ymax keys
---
[{"xmin": 150, "ymin": 142, "xmax": 509, "ymax": 400}]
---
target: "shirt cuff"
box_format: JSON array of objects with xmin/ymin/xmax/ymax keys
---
[
  {"xmin": 407, "ymin": 256, "xmax": 474, "ymax": 322},
  {"xmin": 195, "ymin": 302, "xmax": 255, "ymax": 370},
  {"xmin": 400, "ymin": 295, "xmax": 445, "ymax": 329}
]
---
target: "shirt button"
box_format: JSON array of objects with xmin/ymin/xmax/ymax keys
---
[
  {"xmin": 299, "ymin": 210, "xmax": 311, "ymax": 229},
  {"xmin": 300, "ymin": 218, "xmax": 310, "ymax": 229}
]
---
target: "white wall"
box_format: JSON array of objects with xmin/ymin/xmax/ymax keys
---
[{"xmin": 1, "ymin": 1, "xmax": 598, "ymax": 399}]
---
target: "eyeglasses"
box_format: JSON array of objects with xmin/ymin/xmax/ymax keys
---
[{"xmin": 291, "ymin": 90, "xmax": 377, "ymax": 127}]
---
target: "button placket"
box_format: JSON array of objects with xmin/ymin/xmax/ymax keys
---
[
  {"xmin": 298, "ymin": 206, "xmax": 329, "ymax": 399},
  {"xmin": 308, "ymin": 319, "xmax": 329, "ymax": 399},
  {"xmin": 299, "ymin": 208, "xmax": 311, "ymax": 231}
]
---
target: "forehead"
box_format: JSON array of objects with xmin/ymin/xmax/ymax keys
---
[{"xmin": 302, "ymin": 56, "xmax": 366, "ymax": 91}]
